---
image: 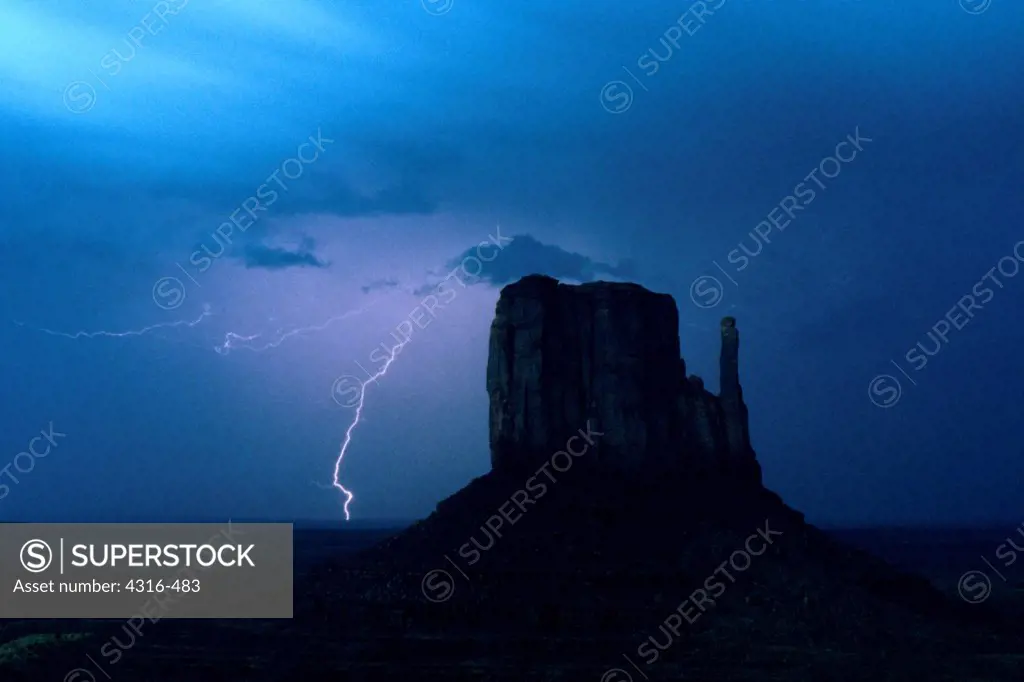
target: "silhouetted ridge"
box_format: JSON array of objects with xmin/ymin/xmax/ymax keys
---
[{"xmin": 297, "ymin": 276, "xmax": 1015, "ymax": 681}]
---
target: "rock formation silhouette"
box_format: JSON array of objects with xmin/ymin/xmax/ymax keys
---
[
  {"xmin": 297, "ymin": 276, "xmax": 1018, "ymax": 681},
  {"xmin": 487, "ymin": 275, "xmax": 760, "ymax": 480}
]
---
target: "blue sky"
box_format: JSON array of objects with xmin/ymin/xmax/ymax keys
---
[{"xmin": 1, "ymin": 0, "xmax": 1022, "ymax": 525}]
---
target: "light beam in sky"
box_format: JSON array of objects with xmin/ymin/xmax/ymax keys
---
[
  {"xmin": 213, "ymin": 303, "xmax": 378, "ymax": 355},
  {"xmin": 13, "ymin": 304, "xmax": 212, "ymax": 339},
  {"xmin": 16, "ymin": 290, "xmax": 401, "ymax": 522},
  {"xmin": 332, "ymin": 335, "xmax": 410, "ymax": 521}
]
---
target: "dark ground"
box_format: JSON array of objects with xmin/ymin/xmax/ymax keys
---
[{"xmin": 1, "ymin": 522, "xmax": 1021, "ymax": 681}]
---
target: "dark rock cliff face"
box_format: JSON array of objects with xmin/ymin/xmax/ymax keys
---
[
  {"xmin": 486, "ymin": 275, "xmax": 761, "ymax": 481},
  {"xmin": 287, "ymin": 274, "xmax": 1016, "ymax": 682}
]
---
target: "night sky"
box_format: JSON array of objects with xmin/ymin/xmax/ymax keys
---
[{"xmin": 1, "ymin": 0, "xmax": 1021, "ymax": 526}]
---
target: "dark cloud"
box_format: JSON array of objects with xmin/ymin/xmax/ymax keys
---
[
  {"xmin": 446, "ymin": 234, "xmax": 634, "ymax": 285},
  {"xmin": 0, "ymin": 123, "xmax": 442, "ymax": 271},
  {"xmin": 237, "ymin": 237, "xmax": 329, "ymax": 271},
  {"xmin": 411, "ymin": 234, "xmax": 636, "ymax": 295}
]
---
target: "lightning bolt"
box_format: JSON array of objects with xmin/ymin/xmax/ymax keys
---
[
  {"xmin": 333, "ymin": 335, "xmax": 410, "ymax": 520},
  {"xmin": 15, "ymin": 292, "xmax": 404, "ymax": 522},
  {"xmin": 213, "ymin": 304, "xmax": 378, "ymax": 355},
  {"xmin": 14, "ymin": 304, "xmax": 212, "ymax": 339}
]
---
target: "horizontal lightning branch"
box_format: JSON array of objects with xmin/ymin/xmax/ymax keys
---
[
  {"xmin": 13, "ymin": 304, "xmax": 212, "ymax": 339},
  {"xmin": 213, "ymin": 304, "xmax": 377, "ymax": 355}
]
